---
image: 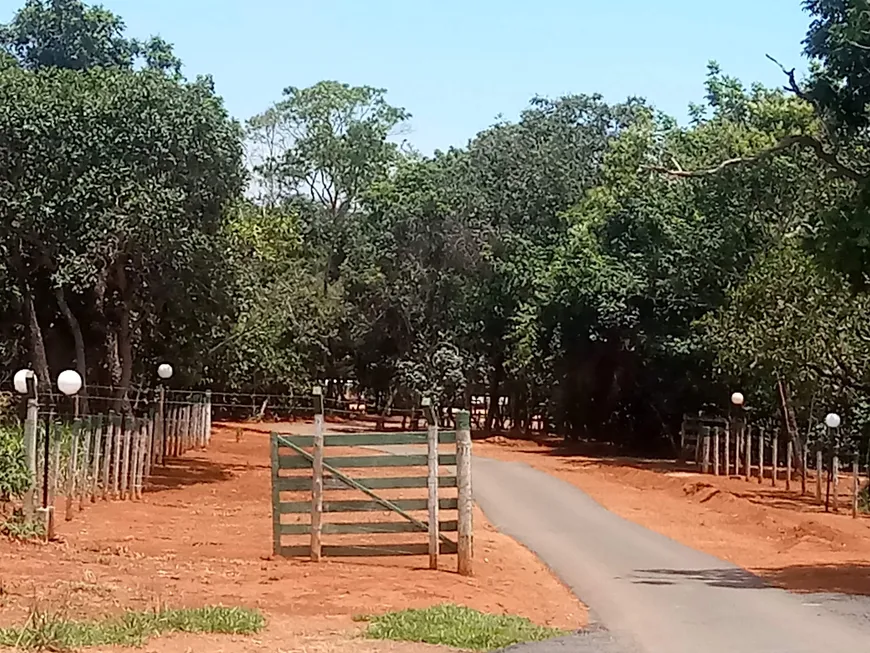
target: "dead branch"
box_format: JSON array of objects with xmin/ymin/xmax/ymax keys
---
[{"xmin": 645, "ymin": 134, "xmax": 867, "ymax": 182}]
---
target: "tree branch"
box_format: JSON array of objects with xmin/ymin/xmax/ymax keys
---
[{"xmin": 646, "ymin": 134, "xmax": 867, "ymax": 182}]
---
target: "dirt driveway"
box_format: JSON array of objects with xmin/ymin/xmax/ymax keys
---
[
  {"xmin": 475, "ymin": 436, "xmax": 870, "ymax": 595},
  {"xmin": 0, "ymin": 421, "xmax": 584, "ymax": 651}
]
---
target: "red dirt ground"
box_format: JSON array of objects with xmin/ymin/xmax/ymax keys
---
[
  {"xmin": 475, "ymin": 435, "xmax": 870, "ymax": 595},
  {"xmin": 0, "ymin": 421, "xmax": 585, "ymax": 652}
]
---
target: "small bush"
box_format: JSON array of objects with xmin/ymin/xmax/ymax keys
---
[
  {"xmin": 358, "ymin": 604, "xmax": 568, "ymax": 651},
  {"xmin": 1, "ymin": 509, "xmax": 45, "ymax": 541},
  {"xmin": 0, "ymin": 424, "xmax": 28, "ymax": 502},
  {"xmin": 0, "ymin": 605, "xmax": 266, "ymax": 650}
]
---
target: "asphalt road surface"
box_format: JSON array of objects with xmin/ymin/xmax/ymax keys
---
[{"xmin": 471, "ymin": 456, "xmax": 870, "ymax": 653}]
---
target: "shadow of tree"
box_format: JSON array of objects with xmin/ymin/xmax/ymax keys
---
[
  {"xmin": 145, "ymin": 458, "xmax": 234, "ymax": 492},
  {"xmin": 757, "ymin": 563, "xmax": 870, "ymax": 595},
  {"xmin": 632, "ymin": 567, "xmax": 768, "ymax": 590},
  {"xmin": 632, "ymin": 564, "xmax": 870, "ymax": 595}
]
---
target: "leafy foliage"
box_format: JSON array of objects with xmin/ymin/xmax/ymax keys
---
[{"xmin": 6, "ymin": 0, "xmax": 870, "ymax": 455}]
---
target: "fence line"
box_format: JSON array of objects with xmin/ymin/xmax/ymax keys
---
[
  {"xmin": 22, "ymin": 390, "xmax": 212, "ymax": 539},
  {"xmin": 683, "ymin": 415, "xmax": 866, "ymax": 518}
]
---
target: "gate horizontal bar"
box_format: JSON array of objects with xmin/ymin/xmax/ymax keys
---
[
  {"xmin": 279, "ymin": 520, "xmax": 458, "ymax": 535},
  {"xmin": 279, "ymin": 498, "xmax": 458, "ymax": 513},
  {"xmin": 276, "ymin": 475, "xmax": 457, "ymax": 491},
  {"xmin": 277, "ymin": 431, "xmax": 457, "ymax": 447},
  {"xmin": 278, "ymin": 454, "xmax": 456, "ymax": 469},
  {"xmin": 277, "ymin": 541, "xmax": 458, "ymax": 557}
]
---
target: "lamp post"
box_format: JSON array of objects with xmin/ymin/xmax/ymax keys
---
[
  {"xmin": 824, "ymin": 412, "xmax": 841, "ymax": 512},
  {"xmin": 156, "ymin": 363, "xmax": 173, "ymax": 464},
  {"xmin": 14, "ymin": 369, "xmax": 38, "ymax": 520},
  {"xmin": 730, "ymin": 392, "xmax": 745, "ymax": 475}
]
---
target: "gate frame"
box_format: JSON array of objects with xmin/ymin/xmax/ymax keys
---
[{"xmin": 271, "ymin": 391, "xmax": 473, "ymax": 575}]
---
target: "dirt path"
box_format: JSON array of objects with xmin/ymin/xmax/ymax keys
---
[
  {"xmin": 472, "ymin": 455, "xmax": 870, "ymax": 653},
  {"xmin": 475, "ymin": 438, "xmax": 870, "ymax": 595},
  {"xmin": 0, "ymin": 422, "xmax": 584, "ymax": 652}
]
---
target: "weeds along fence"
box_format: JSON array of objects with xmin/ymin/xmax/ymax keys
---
[
  {"xmin": 16, "ymin": 387, "xmax": 212, "ymax": 537},
  {"xmin": 682, "ymin": 415, "xmax": 869, "ymax": 518}
]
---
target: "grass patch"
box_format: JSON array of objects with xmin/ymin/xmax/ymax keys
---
[
  {"xmin": 357, "ymin": 604, "xmax": 568, "ymax": 651},
  {"xmin": 0, "ymin": 605, "xmax": 265, "ymax": 650}
]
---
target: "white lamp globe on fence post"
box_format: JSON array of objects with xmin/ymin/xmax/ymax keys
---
[
  {"xmin": 13, "ymin": 369, "xmax": 36, "ymax": 395},
  {"xmin": 56, "ymin": 370, "xmax": 82, "ymax": 396},
  {"xmin": 825, "ymin": 412, "xmax": 841, "ymax": 429},
  {"xmin": 157, "ymin": 363, "xmax": 173, "ymax": 380},
  {"xmin": 731, "ymin": 392, "xmax": 745, "ymax": 407}
]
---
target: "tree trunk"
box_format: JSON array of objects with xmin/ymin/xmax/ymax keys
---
[
  {"xmin": 484, "ymin": 355, "xmax": 503, "ymax": 433},
  {"xmin": 22, "ymin": 279, "xmax": 51, "ymax": 394},
  {"xmin": 54, "ymin": 285, "xmax": 90, "ymax": 414},
  {"xmin": 777, "ymin": 377, "xmax": 805, "ymax": 465}
]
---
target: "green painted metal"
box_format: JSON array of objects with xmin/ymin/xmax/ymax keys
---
[
  {"xmin": 276, "ymin": 475, "xmax": 457, "ymax": 491},
  {"xmin": 278, "ymin": 541, "xmax": 458, "ymax": 557},
  {"xmin": 278, "ymin": 453, "xmax": 456, "ymax": 469},
  {"xmin": 279, "ymin": 520, "xmax": 459, "ymax": 535},
  {"xmin": 279, "ymin": 498, "xmax": 458, "ymax": 513},
  {"xmin": 277, "ymin": 431, "xmax": 457, "ymax": 447}
]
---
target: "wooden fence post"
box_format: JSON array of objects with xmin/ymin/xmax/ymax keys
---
[
  {"xmin": 456, "ymin": 409, "xmax": 473, "ymax": 577},
  {"xmin": 205, "ymin": 390, "xmax": 212, "ymax": 445},
  {"xmin": 832, "ymin": 454, "xmax": 840, "ymax": 512},
  {"xmin": 270, "ymin": 433, "xmax": 281, "ymax": 556},
  {"xmin": 801, "ymin": 447, "xmax": 808, "ymax": 496},
  {"xmin": 22, "ymin": 380, "xmax": 38, "ymax": 521},
  {"xmin": 311, "ymin": 387, "xmax": 324, "ymax": 562},
  {"xmin": 130, "ymin": 418, "xmax": 141, "ymax": 501},
  {"xmin": 424, "ymin": 398, "xmax": 439, "ymax": 571},
  {"xmin": 77, "ymin": 416, "xmax": 91, "ymax": 512},
  {"xmin": 724, "ymin": 424, "xmax": 730, "ymax": 476},
  {"xmin": 757, "ymin": 427, "xmax": 764, "ymax": 483},
  {"xmin": 743, "ymin": 425, "xmax": 751, "ymax": 482},
  {"xmin": 713, "ymin": 427, "xmax": 720, "ymax": 476},
  {"xmin": 111, "ymin": 412, "xmax": 122, "ymax": 499},
  {"xmin": 786, "ymin": 441, "xmax": 793, "ymax": 492},
  {"xmin": 852, "ymin": 456, "xmax": 860, "ymax": 519},
  {"xmin": 702, "ymin": 428, "xmax": 711, "ymax": 474},
  {"xmin": 64, "ymin": 419, "xmax": 81, "ymax": 521},
  {"xmin": 771, "ymin": 430, "xmax": 778, "ymax": 488},
  {"xmin": 102, "ymin": 412, "xmax": 114, "ymax": 500},
  {"xmin": 157, "ymin": 386, "xmax": 166, "ymax": 465},
  {"xmin": 122, "ymin": 414, "xmax": 134, "ymax": 500},
  {"xmin": 90, "ymin": 415, "xmax": 103, "ymax": 502},
  {"xmin": 816, "ymin": 449, "xmax": 823, "ymax": 504}
]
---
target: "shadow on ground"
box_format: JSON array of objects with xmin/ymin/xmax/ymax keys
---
[
  {"xmin": 631, "ymin": 564, "xmax": 870, "ymax": 595},
  {"xmin": 146, "ymin": 457, "xmax": 235, "ymax": 491}
]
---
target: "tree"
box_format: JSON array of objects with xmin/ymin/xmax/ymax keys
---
[
  {"xmin": 0, "ymin": 65, "xmax": 244, "ymax": 405},
  {"xmin": 0, "ymin": 0, "xmax": 181, "ymax": 75}
]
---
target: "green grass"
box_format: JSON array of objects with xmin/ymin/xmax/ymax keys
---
[
  {"xmin": 0, "ymin": 606, "xmax": 265, "ymax": 650},
  {"xmin": 357, "ymin": 604, "xmax": 569, "ymax": 651}
]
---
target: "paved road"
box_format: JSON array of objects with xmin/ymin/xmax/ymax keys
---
[{"xmin": 472, "ymin": 456, "xmax": 870, "ymax": 653}]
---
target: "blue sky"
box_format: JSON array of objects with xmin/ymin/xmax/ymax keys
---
[{"xmin": 2, "ymin": 0, "xmax": 812, "ymax": 154}]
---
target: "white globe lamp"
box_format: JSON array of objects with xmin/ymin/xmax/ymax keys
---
[
  {"xmin": 731, "ymin": 392, "xmax": 744, "ymax": 407},
  {"xmin": 57, "ymin": 370, "xmax": 83, "ymax": 396},
  {"xmin": 157, "ymin": 363, "xmax": 173, "ymax": 380},
  {"xmin": 825, "ymin": 413, "xmax": 841, "ymax": 429},
  {"xmin": 13, "ymin": 369, "xmax": 36, "ymax": 395}
]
